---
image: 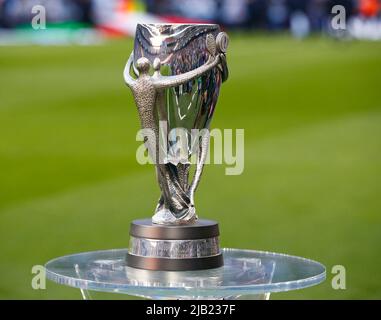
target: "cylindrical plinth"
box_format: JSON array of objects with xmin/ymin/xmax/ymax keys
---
[{"xmin": 126, "ymin": 219, "xmax": 223, "ymax": 271}]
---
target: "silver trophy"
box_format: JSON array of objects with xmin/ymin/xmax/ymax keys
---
[
  {"xmin": 43, "ymin": 23, "xmax": 326, "ymax": 298},
  {"xmin": 124, "ymin": 24, "xmax": 229, "ymax": 271}
]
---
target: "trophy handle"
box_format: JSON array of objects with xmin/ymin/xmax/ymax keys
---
[
  {"xmin": 152, "ymin": 54, "xmax": 221, "ymax": 90},
  {"xmin": 123, "ymin": 34, "xmax": 228, "ymax": 88},
  {"xmin": 123, "ymin": 52, "xmax": 136, "ymax": 88},
  {"xmin": 124, "ymin": 52, "xmax": 220, "ymax": 90}
]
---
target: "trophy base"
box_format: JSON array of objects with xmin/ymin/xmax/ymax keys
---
[{"xmin": 126, "ymin": 219, "xmax": 223, "ymax": 271}]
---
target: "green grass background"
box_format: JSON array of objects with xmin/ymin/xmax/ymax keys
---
[{"xmin": 0, "ymin": 35, "xmax": 380, "ymax": 299}]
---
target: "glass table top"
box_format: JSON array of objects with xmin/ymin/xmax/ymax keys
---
[{"xmin": 45, "ymin": 248, "xmax": 326, "ymax": 299}]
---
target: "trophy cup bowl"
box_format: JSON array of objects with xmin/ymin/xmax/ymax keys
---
[{"xmin": 123, "ymin": 23, "xmax": 229, "ymax": 271}]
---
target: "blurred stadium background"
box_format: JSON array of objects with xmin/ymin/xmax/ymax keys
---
[{"xmin": 0, "ymin": 0, "xmax": 380, "ymax": 299}]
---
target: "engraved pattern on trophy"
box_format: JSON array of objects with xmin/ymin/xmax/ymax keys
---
[{"xmin": 124, "ymin": 24, "xmax": 229, "ymax": 226}]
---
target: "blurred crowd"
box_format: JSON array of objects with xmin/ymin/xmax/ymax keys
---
[
  {"xmin": 146, "ymin": 0, "xmax": 380, "ymax": 31},
  {"xmin": 0, "ymin": 0, "xmax": 94, "ymax": 28},
  {"xmin": 0, "ymin": 0, "xmax": 380, "ymax": 36}
]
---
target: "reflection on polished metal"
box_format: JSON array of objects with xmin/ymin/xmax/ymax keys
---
[
  {"xmin": 124, "ymin": 24, "xmax": 229, "ymax": 225},
  {"xmin": 123, "ymin": 23, "xmax": 229, "ymax": 271}
]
